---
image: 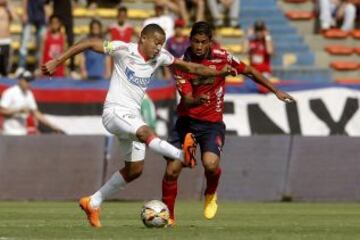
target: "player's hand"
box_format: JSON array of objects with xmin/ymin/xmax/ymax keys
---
[
  {"xmin": 194, "ymin": 94, "xmax": 210, "ymax": 105},
  {"xmin": 220, "ymin": 65, "xmax": 237, "ymax": 77},
  {"xmin": 275, "ymin": 90, "xmax": 295, "ymax": 103},
  {"xmin": 41, "ymin": 59, "xmax": 59, "ymax": 76}
]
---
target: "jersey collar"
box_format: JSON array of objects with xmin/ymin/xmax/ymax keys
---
[{"xmin": 137, "ymin": 44, "xmax": 150, "ymax": 62}]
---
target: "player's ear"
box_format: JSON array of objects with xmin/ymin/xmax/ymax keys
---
[{"xmin": 140, "ymin": 34, "xmax": 147, "ymax": 43}]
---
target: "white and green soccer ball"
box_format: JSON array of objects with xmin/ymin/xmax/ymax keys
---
[{"xmin": 140, "ymin": 200, "xmax": 169, "ymax": 228}]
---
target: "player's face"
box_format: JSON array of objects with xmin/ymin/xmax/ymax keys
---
[
  {"xmin": 142, "ymin": 32, "xmax": 165, "ymax": 59},
  {"xmin": 190, "ymin": 33, "xmax": 211, "ymax": 57}
]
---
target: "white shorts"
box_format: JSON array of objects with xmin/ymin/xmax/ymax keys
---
[{"xmin": 103, "ymin": 107, "xmax": 146, "ymax": 162}]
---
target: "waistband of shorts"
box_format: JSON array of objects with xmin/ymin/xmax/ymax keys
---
[{"xmin": 178, "ymin": 116, "xmax": 224, "ymax": 126}]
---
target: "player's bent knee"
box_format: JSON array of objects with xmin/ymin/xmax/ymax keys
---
[
  {"xmin": 136, "ymin": 125, "xmax": 155, "ymax": 143},
  {"xmin": 165, "ymin": 167, "xmax": 181, "ymax": 179},
  {"xmin": 165, "ymin": 160, "xmax": 182, "ymax": 179},
  {"xmin": 122, "ymin": 161, "xmax": 144, "ymax": 181},
  {"xmin": 203, "ymin": 160, "xmax": 220, "ymax": 173}
]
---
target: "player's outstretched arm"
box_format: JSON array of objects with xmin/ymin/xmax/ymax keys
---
[
  {"xmin": 243, "ymin": 65, "xmax": 295, "ymax": 103},
  {"xmin": 173, "ymin": 59, "xmax": 236, "ymax": 77},
  {"xmin": 41, "ymin": 38, "xmax": 105, "ymax": 75}
]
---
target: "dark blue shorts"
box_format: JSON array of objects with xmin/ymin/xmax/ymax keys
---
[{"xmin": 168, "ymin": 116, "xmax": 226, "ymax": 157}]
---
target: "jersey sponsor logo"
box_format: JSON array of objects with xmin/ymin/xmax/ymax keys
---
[
  {"xmin": 192, "ymin": 77, "xmax": 215, "ymax": 86},
  {"xmin": 125, "ymin": 67, "xmax": 152, "ymax": 88}
]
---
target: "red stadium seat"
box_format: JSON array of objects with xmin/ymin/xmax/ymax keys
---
[
  {"xmin": 285, "ymin": 11, "xmax": 314, "ymax": 20},
  {"xmin": 330, "ymin": 61, "xmax": 359, "ymax": 71},
  {"xmin": 323, "ymin": 29, "xmax": 349, "ymax": 39},
  {"xmin": 355, "ymin": 47, "xmax": 360, "ymax": 55},
  {"xmin": 336, "ymin": 78, "xmax": 360, "ymax": 84},
  {"xmin": 351, "ymin": 29, "xmax": 360, "ymax": 39},
  {"xmin": 324, "ymin": 45, "xmax": 354, "ymax": 55}
]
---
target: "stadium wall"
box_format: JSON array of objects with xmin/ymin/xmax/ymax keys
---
[{"xmin": 0, "ymin": 135, "xmax": 359, "ymax": 202}]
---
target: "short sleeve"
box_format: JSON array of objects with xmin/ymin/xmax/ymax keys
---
[
  {"xmin": 103, "ymin": 40, "xmax": 129, "ymax": 58},
  {"xmin": 158, "ymin": 48, "xmax": 175, "ymax": 66},
  {"xmin": 228, "ymin": 52, "xmax": 246, "ymax": 74},
  {"xmin": 0, "ymin": 90, "xmax": 11, "ymax": 108}
]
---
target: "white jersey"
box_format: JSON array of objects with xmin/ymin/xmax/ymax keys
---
[
  {"xmin": 103, "ymin": 40, "xmax": 175, "ymax": 112},
  {"xmin": 0, "ymin": 85, "xmax": 37, "ymax": 135}
]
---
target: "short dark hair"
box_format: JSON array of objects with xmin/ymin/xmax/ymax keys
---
[
  {"xmin": 90, "ymin": 18, "xmax": 102, "ymax": 29},
  {"xmin": 89, "ymin": 18, "xmax": 103, "ymax": 37},
  {"xmin": 118, "ymin": 6, "xmax": 127, "ymax": 13},
  {"xmin": 254, "ymin": 20, "xmax": 266, "ymax": 31},
  {"xmin": 49, "ymin": 14, "xmax": 61, "ymax": 23},
  {"xmin": 141, "ymin": 24, "xmax": 166, "ymax": 37},
  {"xmin": 190, "ymin": 21, "xmax": 212, "ymax": 40}
]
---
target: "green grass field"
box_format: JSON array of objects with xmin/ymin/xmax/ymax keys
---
[{"xmin": 0, "ymin": 201, "xmax": 360, "ymax": 240}]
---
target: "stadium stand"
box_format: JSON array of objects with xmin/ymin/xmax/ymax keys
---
[
  {"xmin": 3, "ymin": 0, "xmax": 359, "ymax": 85},
  {"xmin": 280, "ymin": 0, "xmax": 360, "ymax": 82}
]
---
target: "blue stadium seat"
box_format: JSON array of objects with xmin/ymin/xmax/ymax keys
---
[
  {"xmin": 272, "ymin": 52, "xmax": 315, "ymax": 67},
  {"xmin": 275, "ymin": 44, "xmax": 309, "ymax": 52},
  {"xmin": 273, "ymin": 68, "xmax": 333, "ymax": 82}
]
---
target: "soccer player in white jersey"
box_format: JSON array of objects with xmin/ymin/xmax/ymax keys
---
[{"xmin": 42, "ymin": 23, "xmax": 235, "ymax": 228}]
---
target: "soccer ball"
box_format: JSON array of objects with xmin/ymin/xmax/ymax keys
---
[{"xmin": 140, "ymin": 200, "xmax": 169, "ymax": 228}]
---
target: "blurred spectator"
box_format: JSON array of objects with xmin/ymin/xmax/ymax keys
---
[
  {"xmin": 0, "ymin": 0, "xmax": 16, "ymax": 77},
  {"xmin": 182, "ymin": 0, "xmax": 205, "ymax": 25},
  {"xmin": 88, "ymin": 0, "xmax": 122, "ymax": 8},
  {"xmin": 244, "ymin": 21, "xmax": 274, "ymax": 93},
  {"xmin": 207, "ymin": 0, "xmax": 240, "ymax": 28},
  {"xmin": 166, "ymin": 19, "xmax": 190, "ymax": 58},
  {"xmin": 80, "ymin": 19, "xmax": 111, "ymax": 80},
  {"xmin": 47, "ymin": 0, "xmax": 75, "ymax": 75},
  {"xmin": 16, "ymin": 0, "xmax": 47, "ymax": 75},
  {"xmin": 0, "ymin": 70, "xmax": 63, "ymax": 135},
  {"xmin": 163, "ymin": 18, "xmax": 190, "ymax": 80},
  {"xmin": 107, "ymin": 6, "xmax": 138, "ymax": 42},
  {"xmin": 185, "ymin": 0, "xmax": 205, "ymax": 22},
  {"xmin": 318, "ymin": 0, "xmax": 356, "ymax": 32},
  {"xmin": 41, "ymin": 15, "xmax": 66, "ymax": 77},
  {"xmin": 336, "ymin": 0, "xmax": 356, "ymax": 31},
  {"xmin": 143, "ymin": 1, "xmax": 175, "ymax": 40},
  {"xmin": 150, "ymin": 0, "xmax": 202, "ymax": 26}
]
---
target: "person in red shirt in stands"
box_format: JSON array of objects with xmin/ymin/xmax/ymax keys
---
[
  {"xmin": 107, "ymin": 6, "xmax": 138, "ymax": 42},
  {"xmin": 41, "ymin": 15, "xmax": 66, "ymax": 77},
  {"xmin": 245, "ymin": 20, "xmax": 274, "ymax": 93},
  {"xmin": 162, "ymin": 21, "xmax": 294, "ymax": 226}
]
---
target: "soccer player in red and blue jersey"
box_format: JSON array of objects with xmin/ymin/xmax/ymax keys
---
[{"xmin": 162, "ymin": 21, "xmax": 294, "ymax": 226}]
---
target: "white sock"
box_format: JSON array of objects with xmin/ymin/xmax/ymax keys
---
[
  {"xmin": 90, "ymin": 171, "xmax": 126, "ymax": 209},
  {"xmin": 148, "ymin": 137, "xmax": 184, "ymax": 161}
]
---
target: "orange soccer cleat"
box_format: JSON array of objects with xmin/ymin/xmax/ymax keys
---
[
  {"xmin": 79, "ymin": 196, "xmax": 102, "ymax": 228},
  {"xmin": 183, "ymin": 133, "xmax": 197, "ymax": 168}
]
